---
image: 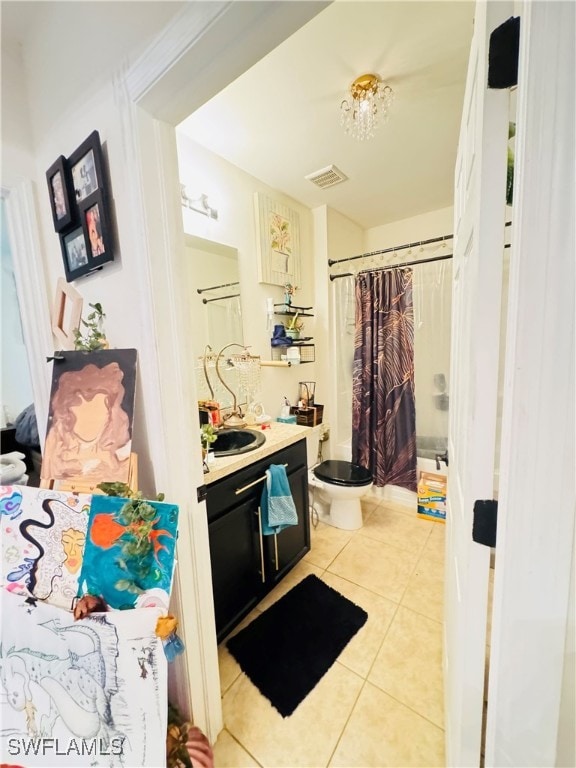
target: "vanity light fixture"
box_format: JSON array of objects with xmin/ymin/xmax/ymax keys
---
[
  {"xmin": 180, "ymin": 185, "xmax": 218, "ymax": 219},
  {"xmin": 340, "ymin": 73, "xmax": 394, "ymax": 141}
]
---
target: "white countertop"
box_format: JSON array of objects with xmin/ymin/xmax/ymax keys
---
[{"xmin": 203, "ymin": 422, "xmax": 310, "ymax": 484}]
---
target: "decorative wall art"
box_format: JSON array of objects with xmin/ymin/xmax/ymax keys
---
[
  {"xmin": 0, "ymin": 485, "xmax": 91, "ymax": 610},
  {"xmin": 254, "ymin": 192, "xmax": 301, "ymax": 287},
  {"xmin": 0, "ymin": 589, "xmax": 168, "ymax": 767},
  {"xmin": 0, "ymin": 485, "xmax": 179, "ymax": 767},
  {"xmin": 79, "ymin": 494, "xmax": 179, "ymax": 612},
  {"xmin": 46, "ymin": 130, "xmax": 115, "ymax": 283},
  {"xmin": 50, "ymin": 277, "xmax": 83, "ymax": 350},
  {"xmin": 41, "ymin": 349, "xmax": 138, "ymax": 489}
]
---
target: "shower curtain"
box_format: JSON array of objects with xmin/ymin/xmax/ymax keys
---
[{"xmin": 352, "ymin": 268, "xmax": 417, "ymax": 491}]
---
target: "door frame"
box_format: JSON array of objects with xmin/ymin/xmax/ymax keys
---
[
  {"xmin": 2, "ymin": 179, "xmax": 53, "ymax": 447},
  {"xmin": 444, "ymin": 1, "xmax": 510, "ymax": 764},
  {"xmin": 114, "ymin": 1, "xmax": 329, "ymax": 740},
  {"xmin": 485, "ymin": 2, "xmax": 575, "ymax": 764}
]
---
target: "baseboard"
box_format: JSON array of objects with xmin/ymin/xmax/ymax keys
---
[{"xmin": 366, "ymin": 483, "xmax": 417, "ymax": 508}]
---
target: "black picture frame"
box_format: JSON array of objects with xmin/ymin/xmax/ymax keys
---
[
  {"xmin": 46, "ymin": 155, "xmax": 75, "ymax": 232},
  {"xmin": 51, "ymin": 130, "xmax": 115, "ymax": 282},
  {"xmin": 68, "ymin": 130, "xmax": 105, "ymax": 204},
  {"xmin": 80, "ymin": 189, "xmax": 113, "ymax": 272}
]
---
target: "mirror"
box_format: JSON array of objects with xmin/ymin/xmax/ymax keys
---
[{"xmin": 183, "ymin": 234, "xmax": 244, "ymax": 409}]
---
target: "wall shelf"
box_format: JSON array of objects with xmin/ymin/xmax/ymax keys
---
[
  {"xmin": 274, "ymin": 303, "xmax": 314, "ymax": 318},
  {"xmin": 271, "ymin": 343, "xmax": 315, "ymax": 364},
  {"xmin": 270, "ymin": 304, "xmax": 315, "ymax": 364}
]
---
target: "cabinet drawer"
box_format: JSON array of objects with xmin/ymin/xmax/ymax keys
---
[{"xmin": 207, "ymin": 439, "xmax": 307, "ymax": 523}]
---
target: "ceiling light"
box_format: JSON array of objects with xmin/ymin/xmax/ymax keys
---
[{"xmin": 340, "ymin": 73, "xmax": 394, "ymax": 141}]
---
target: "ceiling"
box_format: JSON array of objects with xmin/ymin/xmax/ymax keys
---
[
  {"xmin": 2, "ymin": 1, "xmax": 474, "ymax": 231},
  {"xmin": 178, "ymin": 1, "xmax": 475, "ymax": 230}
]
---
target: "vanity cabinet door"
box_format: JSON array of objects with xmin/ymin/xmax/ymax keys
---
[
  {"xmin": 208, "ymin": 496, "xmax": 263, "ymax": 642},
  {"xmin": 264, "ymin": 464, "xmax": 310, "ymax": 587},
  {"xmin": 207, "ymin": 438, "xmax": 310, "ymax": 642}
]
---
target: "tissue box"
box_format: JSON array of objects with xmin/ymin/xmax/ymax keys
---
[
  {"xmin": 417, "ymin": 471, "xmax": 447, "ymax": 523},
  {"xmin": 276, "ymin": 415, "xmax": 297, "ymax": 424}
]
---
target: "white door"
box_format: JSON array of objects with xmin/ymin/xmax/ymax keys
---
[
  {"xmin": 445, "ymin": 2, "xmax": 511, "ymax": 765},
  {"xmin": 484, "ymin": 2, "xmax": 576, "ymax": 765}
]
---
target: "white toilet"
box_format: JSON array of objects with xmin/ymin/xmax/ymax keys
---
[{"xmin": 306, "ymin": 427, "xmax": 372, "ymax": 531}]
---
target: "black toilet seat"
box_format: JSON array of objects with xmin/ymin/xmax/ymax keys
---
[{"xmin": 313, "ymin": 460, "xmax": 372, "ymax": 487}]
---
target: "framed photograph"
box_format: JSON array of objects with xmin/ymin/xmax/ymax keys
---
[
  {"xmin": 68, "ymin": 130, "xmax": 104, "ymax": 204},
  {"xmin": 80, "ymin": 190, "xmax": 113, "ymax": 270},
  {"xmin": 254, "ymin": 192, "xmax": 301, "ymax": 287},
  {"xmin": 46, "ymin": 155, "xmax": 75, "ymax": 232},
  {"xmin": 61, "ymin": 227, "xmax": 90, "ymax": 281}
]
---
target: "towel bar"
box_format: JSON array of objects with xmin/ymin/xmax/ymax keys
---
[
  {"xmin": 253, "ymin": 507, "xmax": 279, "ymax": 579},
  {"xmin": 235, "ymin": 463, "xmax": 288, "ymax": 495}
]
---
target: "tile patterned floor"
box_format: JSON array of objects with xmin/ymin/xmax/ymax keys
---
[{"xmin": 213, "ymin": 498, "xmax": 446, "ymax": 767}]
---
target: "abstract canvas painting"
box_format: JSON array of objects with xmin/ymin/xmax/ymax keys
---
[
  {"xmin": 1, "ymin": 485, "xmax": 91, "ymax": 610},
  {"xmin": 41, "ymin": 349, "xmax": 137, "ymax": 488},
  {"xmin": 78, "ymin": 494, "xmax": 179, "ymax": 612}
]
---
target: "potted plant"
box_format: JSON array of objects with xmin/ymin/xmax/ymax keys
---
[
  {"xmin": 74, "ymin": 302, "xmax": 109, "ymax": 351},
  {"xmin": 285, "ymin": 311, "xmax": 304, "ymax": 340},
  {"xmin": 167, "ymin": 702, "xmax": 214, "ymax": 768},
  {"xmin": 200, "ymin": 423, "xmax": 217, "ymax": 459}
]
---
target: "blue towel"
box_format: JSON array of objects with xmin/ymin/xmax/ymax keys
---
[{"xmin": 260, "ymin": 464, "xmax": 298, "ymax": 535}]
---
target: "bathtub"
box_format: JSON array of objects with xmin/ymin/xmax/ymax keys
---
[{"xmin": 334, "ymin": 440, "xmax": 447, "ymax": 509}]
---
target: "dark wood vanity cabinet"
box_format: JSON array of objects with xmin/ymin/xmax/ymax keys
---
[{"xmin": 206, "ymin": 439, "xmax": 310, "ymax": 642}]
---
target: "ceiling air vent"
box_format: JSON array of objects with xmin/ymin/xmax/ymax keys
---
[{"xmin": 305, "ymin": 164, "xmax": 348, "ymax": 189}]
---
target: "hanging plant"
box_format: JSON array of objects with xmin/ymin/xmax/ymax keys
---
[{"xmin": 74, "ymin": 302, "xmax": 109, "ymax": 351}]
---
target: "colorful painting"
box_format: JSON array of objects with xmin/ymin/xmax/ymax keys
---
[
  {"xmin": 41, "ymin": 349, "xmax": 137, "ymax": 487},
  {"xmin": 0, "ymin": 589, "xmax": 167, "ymax": 767},
  {"xmin": 78, "ymin": 495, "xmax": 179, "ymax": 612},
  {"xmin": 255, "ymin": 193, "xmax": 301, "ymax": 287},
  {"xmin": 1, "ymin": 485, "xmax": 91, "ymax": 610}
]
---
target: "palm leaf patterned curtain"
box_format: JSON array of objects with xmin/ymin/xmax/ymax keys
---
[{"xmin": 352, "ymin": 269, "xmax": 417, "ymax": 491}]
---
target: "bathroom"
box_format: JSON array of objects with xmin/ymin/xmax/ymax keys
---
[
  {"xmin": 177, "ymin": 5, "xmax": 459, "ymax": 494},
  {"xmin": 3, "ymin": 1, "xmax": 573, "ymax": 766},
  {"xmin": 174, "ymin": 3, "xmax": 463, "ymax": 764}
]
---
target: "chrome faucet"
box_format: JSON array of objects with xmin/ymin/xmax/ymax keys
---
[{"xmin": 435, "ymin": 450, "xmax": 449, "ymax": 470}]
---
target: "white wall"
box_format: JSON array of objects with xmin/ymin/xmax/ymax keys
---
[
  {"xmin": 1, "ymin": 40, "xmax": 36, "ymax": 182},
  {"xmin": 176, "ymin": 132, "xmax": 320, "ymax": 419},
  {"xmin": 4, "ymin": 69, "xmax": 165, "ymax": 493}
]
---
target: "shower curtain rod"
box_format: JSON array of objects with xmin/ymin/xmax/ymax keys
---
[
  {"xmin": 328, "ymin": 221, "xmax": 512, "ymax": 268},
  {"xmin": 327, "ymin": 232, "xmax": 453, "ymax": 267},
  {"xmin": 329, "ymin": 252, "xmax": 453, "ymax": 281}
]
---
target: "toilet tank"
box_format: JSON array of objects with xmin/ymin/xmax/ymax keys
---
[{"xmin": 305, "ymin": 424, "xmax": 325, "ymax": 469}]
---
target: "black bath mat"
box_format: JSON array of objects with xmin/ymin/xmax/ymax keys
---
[{"xmin": 226, "ymin": 574, "xmax": 368, "ymax": 717}]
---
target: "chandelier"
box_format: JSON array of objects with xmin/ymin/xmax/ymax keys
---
[{"xmin": 340, "ymin": 73, "xmax": 394, "ymax": 141}]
